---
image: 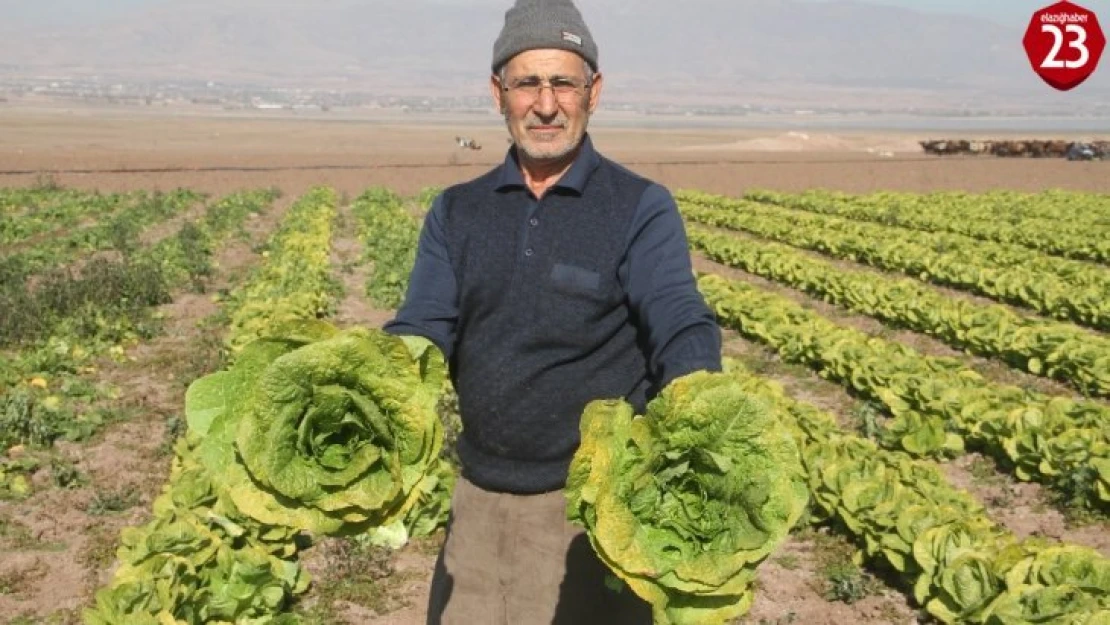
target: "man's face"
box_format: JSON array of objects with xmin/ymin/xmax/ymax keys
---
[{"xmin": 491, "ymin": 49, "xmax": 602, "ymax": 164}]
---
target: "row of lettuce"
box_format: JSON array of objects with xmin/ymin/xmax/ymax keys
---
[
  {"xmin": 677, "ymin": 191, "xmax": 1110, "ymax": 332},
  {"xmin": 0, "ymin": 186, "xmax": 141, "ymax": 247},
  {"xmin": 1, "ymin": 188, "xmax": 202, "ymax": 285},
  {"xmin": 351, "ymin": 187, "xmax": 422, "ymax": 309},
  {"xmin": 1, "ymin": 188, "xmax": 278, "ymax": 500},
  {"xmin": 696, "ymin": 271, "xmax": 1109, "ymax": 514},
  {"xmin": 84, "ymin": 186, "xmax": 454, "ymax": 623},
  {"xmin": 744, "ymin": 188, "xmax": 1110, "ymax": 265},
  {"xmin": 765, "ymin": 188, "xmax": 1107, "ymax": 228},
  {"xmin": 84, "ymin": 187, "xmax": 342, "ymax": 623},
  {"xmin": 685, "ymin": 225, "xmax": 1110, "ymax": 399}
]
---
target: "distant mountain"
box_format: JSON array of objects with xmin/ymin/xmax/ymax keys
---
[{"xmin": 0, "ymin": 0, "xmax": 1105, "ymax": 106}]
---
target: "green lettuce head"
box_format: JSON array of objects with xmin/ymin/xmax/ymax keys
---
[
  {"xmin": 566, "ymin": 370, "xmax": 809, "ymax": 625},
  {"xmin": 185, "ymin": 322, "xmax": 446, "ymax": 536}
]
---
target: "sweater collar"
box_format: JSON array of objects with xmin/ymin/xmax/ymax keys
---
[{"xmin": 494, "ymin": 133, "xmax": 600, "ymax": 195}]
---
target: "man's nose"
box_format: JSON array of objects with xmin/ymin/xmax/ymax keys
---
[{"xmin": 532, "ymin": 87, "xmax": 560, "ymax": 117}]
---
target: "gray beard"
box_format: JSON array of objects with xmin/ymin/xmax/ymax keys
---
[{"xmin": 503, "ymin": 112, "xmax": 589, "ymax": 163}]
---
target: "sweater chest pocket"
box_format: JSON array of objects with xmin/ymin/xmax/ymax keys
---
[
  {"xmin": 550, "ymin": 262, "xmax": 601, "ymax": 295},
  {"xmin": 542, "ymin": 261, "xmax": 616, "ymax": 335}
]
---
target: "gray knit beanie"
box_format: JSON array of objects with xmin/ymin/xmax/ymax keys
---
[{"xmin": 491, "ymin": 0, "xmax": 598, "ymax": 74}]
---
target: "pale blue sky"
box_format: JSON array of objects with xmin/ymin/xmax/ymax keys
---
[
  {"xmin": 821, "ymin": 0, "xmax": 1061, "ymax": 24},
  {"xmin": 0, "ymin": 0, "xmax": 1055, "ymax": 27}
]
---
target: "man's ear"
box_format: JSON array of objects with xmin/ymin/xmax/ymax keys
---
[
  {"xmin": 587, "ymin": 72, "xmax": 604, "ymax": 115},
  {"xmin": 490, "ymin": 74, "xmax": 506, "ymax": 114}
]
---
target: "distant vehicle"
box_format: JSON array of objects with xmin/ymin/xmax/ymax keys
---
[
  {"xmin": 1066, "ymin": 143, "xmax": 1097, "ymax": 161},
  {"xmin": 1065, "ymin": 141, "xmax": 1110, "ymax": 161}
]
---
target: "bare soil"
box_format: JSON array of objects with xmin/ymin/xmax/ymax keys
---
[
  {"xmin": 2, "ymin": 107, "xmax": 1109, "ymax": 200},
  {"xmin": 942, "ymin": 454, "xmax": 1110, "ymax": 558},
  {"xmin": 743, "ymin": 532, "xmax": 920, "ymax": 625}
]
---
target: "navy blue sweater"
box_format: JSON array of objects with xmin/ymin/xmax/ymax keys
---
[{"xmin": 384, "ymin": 134, "xmax": 721, "ymax": 493}]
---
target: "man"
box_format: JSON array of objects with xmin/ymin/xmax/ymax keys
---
[{"xmin": 383, "ymin": 0, "xmax": 722, "ymax": 622}]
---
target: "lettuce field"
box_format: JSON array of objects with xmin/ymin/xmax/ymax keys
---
[{"xmin": 0, "ymin": 181, "xmax": 1107, "ymax": 625}]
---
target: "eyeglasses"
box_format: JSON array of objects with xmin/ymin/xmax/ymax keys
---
[{"xmin": 500, "ymin": 75, "xmax": 592, "ymax": 101}]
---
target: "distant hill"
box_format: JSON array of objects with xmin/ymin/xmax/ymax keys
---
[{"xmin": 0, "ymin": 0, "xmax": 1106, "ymax": 108}]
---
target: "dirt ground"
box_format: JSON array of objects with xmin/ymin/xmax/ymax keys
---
[
  {"xmin": 2, "ymin": 103, "xmax": 1109, "ymax": 625},
  {"xmin": 2, "ymin": 105, "xmax": 1108, "ymax": 199}
]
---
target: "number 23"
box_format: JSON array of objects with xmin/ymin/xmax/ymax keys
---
[{"xmin": 1041, "ymin": 24, "xmax": 1090, "ymax": 68}]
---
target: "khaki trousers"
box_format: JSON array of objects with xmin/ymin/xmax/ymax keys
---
[{"xmin": 426, "ymin": 475, "xmax": 653, "ymax": 625}]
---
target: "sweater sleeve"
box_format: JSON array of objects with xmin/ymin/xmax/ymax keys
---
[
  {"xmin": 382, "ymin": 195, "xmax": 458, "ymax": 360},
  {"xmin": 619, "ymin": 184, "xmax": 722, "ymax": 390}
]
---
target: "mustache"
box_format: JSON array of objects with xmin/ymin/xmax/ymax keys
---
[{"xmin": 501, "ymin": 110, "xmax": 569, "ymax": 127}]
